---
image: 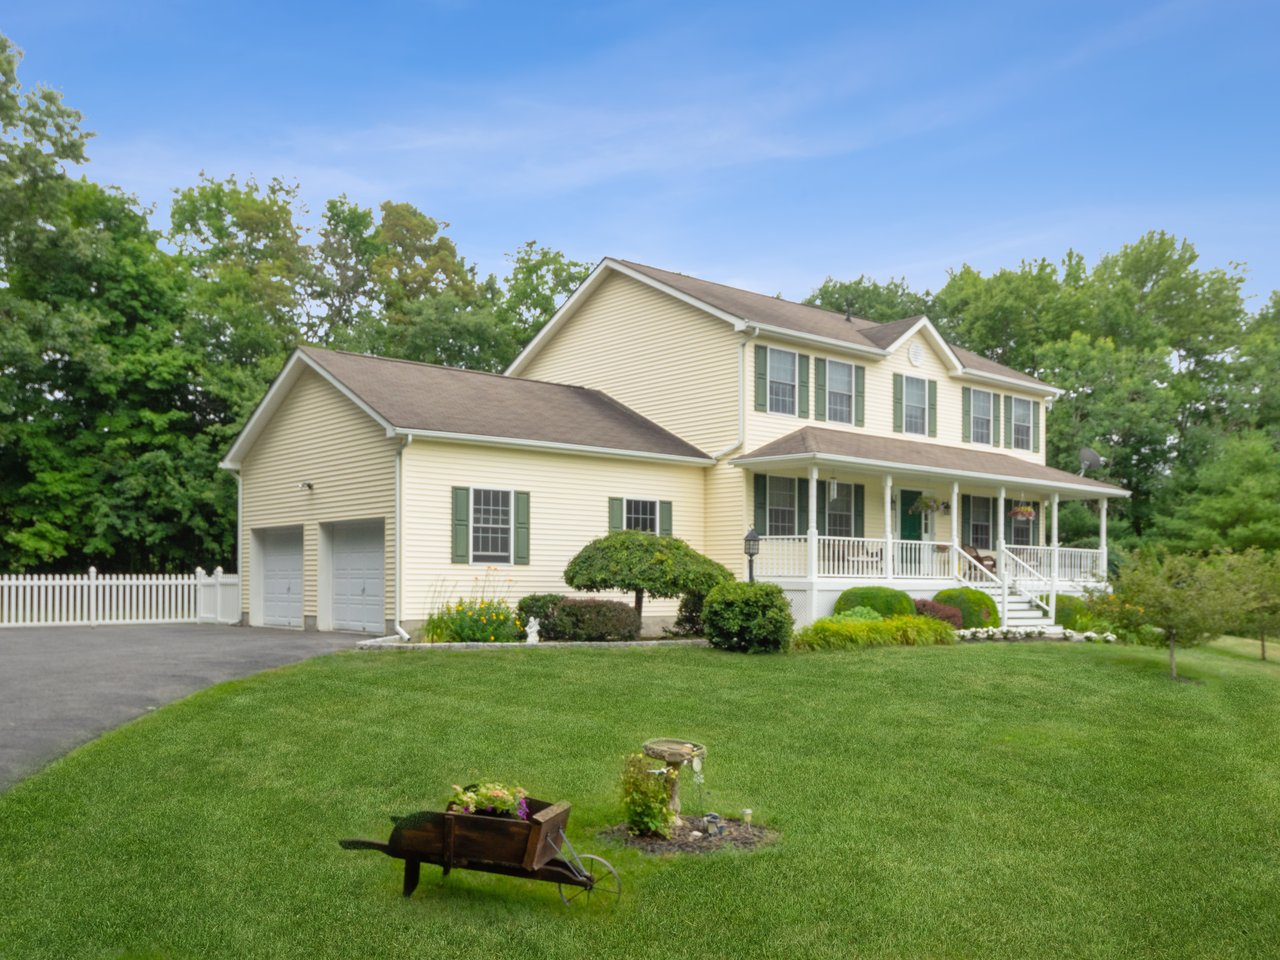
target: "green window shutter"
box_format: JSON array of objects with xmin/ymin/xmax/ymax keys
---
[
  {"xmin": 754, "ymin": 344, "xmax": 768, "ymax": 411},
  {"xmin": 514, "ymin": 492, "xmax": 530, "ymax": 565},
  {"xmin": 659, "ymin": 500, "xmax": 673, "ymax": 537},
  {"xmin": 753, "ymin": 475, "xmax": 767, "ymax": 534},
  {"xmin": 927, "ymin": 380, "xmax": 938, "ymax": 437},
  {"xmin": 962, "ymin": 387, "xmax": 971, "ymax": 443},
  {"xmin": 1032, "ymin": 501, "xmax": 1041, "ymax": 546},
  {"xmin": 798, "ymin": 354, "xmax": 810, "ymax": 419},
  {"xmin": 992, "ymin": 393, "xmax": 1002, "ymax": 447},
  {"xmin": 797, "ymin": 479, "xmax": 809, "ymax": 534},
  {"xmin": 816, "ymin": 480, "xmax": 828, "ymax": 535},
  {"xmin": 814, "ymin": 359, "xmax": 827, "ymax": 421},
  {"xmin": 854, "ymin": 365, "xmax": 866, "ymax": 426},
  {"xmin": 961, "ymin": 494, "xmax": 972, "ymax": 545},
  {"xmin": 1004, "ymin": 395, "xmax": 1014, "ymax": 447},
  {"xmin": 853, "ymin": 484, "xmax": 865, "ymax": 538},
  {"xmin": 892, "ymin": 373, "xmax": 904, "ymax": 433},
  {"xmin": 608, "ymin": 497, "xmax": 624, "ymax": 532},
  {"xmin": 451, "ymin": 487, "xmax": 470, "ymax": 563},
  {"xmin": 1032, "ymin": 401, "xmax": 1041, "ymax": 453}
]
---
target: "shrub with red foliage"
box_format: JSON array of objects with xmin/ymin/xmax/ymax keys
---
[{"xmin": 914, "ymin": 598, "xmax": 964, "ymax": 629}]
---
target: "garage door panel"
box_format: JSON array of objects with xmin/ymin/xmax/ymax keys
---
[
  {"xmin": 261, "ymin": 527, "xmax": 303, "ymax": 628},
  {"xmin": 331, "ymin": 520, "xmax": 384, "ymax": 633}
]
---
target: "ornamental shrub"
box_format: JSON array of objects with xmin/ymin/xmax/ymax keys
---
[
  {"xmin": 833, "ymin": 586, "xmax": 914, "ymax": 618},
  {"xmin": 932, "ymin": 587, "xmax": 999, "ymax": 628},
  {"xmin": 621, "ymin": 753, "xmax": 675, "ymax": 837},
  {"xmin": 914, "ymin": 598, "xmax": 964, "ymax": 629},
  {"xmin": 703, "ymin": 581, "xmax": 794, "ymax": 653},
  {"xmin": 831, "ymin": 605, "xmax": 882, "ymax": 623},
  {"xmin": 517, "ymin": 593, "xmax": 566, "ymax": 639},
  {"xmin": 1048, "ymin": 594, "xmax": 1089, "ymax": 631},
  {"xmin": 550, "ymin": 598, "xmax": 641, "ymax": 642},
  {"xmin": 794, "ymin": 614, "xmax": 955, "ymax": 650},
  {"xmin": 563, "ymin": 531, "xmax": 732, "ymax": 619}
]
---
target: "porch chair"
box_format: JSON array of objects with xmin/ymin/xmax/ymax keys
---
[{"xmin": 961, "ymin": 543, "xmax": 998, "ymax": 574}]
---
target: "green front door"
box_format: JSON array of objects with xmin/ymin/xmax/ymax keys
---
[{"xmin": 900, "ymin": 490, "xmax": 923, "ymax": 541}]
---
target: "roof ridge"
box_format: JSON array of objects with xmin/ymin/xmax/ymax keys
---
[{"xmin": 301, "ymin": 345, "xmax": 599, "ymax": 394}]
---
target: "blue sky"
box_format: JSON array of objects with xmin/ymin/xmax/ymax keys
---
[{"xmin": 8, "ymin": 0, "xmax": 1279, "ymax": 305}]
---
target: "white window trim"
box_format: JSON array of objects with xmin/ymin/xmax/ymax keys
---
[
  {"xmin": 766, "ymin": 475, "xmax": 798, "ymax": 536},
  {"xmin": 1012, "ymin": 397, "xmax": 1033, "ymax": 451},
  {"xmin": 971, "ymin": 388, "xmax": 994, "ymax": 445},
  {"xmin": 767, "ymin": 347, "xmax": 798, "ymax": 417},
  {"xmin": 970, "ymin": 496, "xmax": 993, "ymax": 550},
  {"xmin": 470, "ymin": 486, "xmax": 515, "ymax": 565},
  {"xmin": 827, "ymin": 359, "xmax": 854, "ymax": 424},
  {"xmin": 623, "ymin": 496, "xmax": 660, "ymax": 535},
  {"xmin": 903, "ymin": 375, "xmax": 928, "ymax": 435}
]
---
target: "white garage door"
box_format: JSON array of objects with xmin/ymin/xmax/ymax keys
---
[
  {"xmin": 260, "ymin": 526, "xmax": 304, "ymax": 628},
  {"xmin": 331, "ymin": 520, "xmax": 385, "ymax": 633}
]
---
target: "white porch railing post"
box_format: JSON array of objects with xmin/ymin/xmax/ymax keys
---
[
  {"xmin": 1098, "ymin": 497, "xmax": 1109, "ymax": 581},
  {"xmin": 88, "ymin": 566, "xmax": 97, "ymax": 628},
  {"xmin": 997, "ymin": 486, "xmax": 1007, "ymax": 624},
  {"xmin": 950, "ymin": 481, "xmax": 960, "ymax": 573},
  {"xmin": 882, "ymin": 474, "xmax": 894, "ymax": 581},
  {"xmin": 807, "ymin": 466, "xmax": 819, "ymax": 621},
  {"xmin": 1050, "ymin": 494, "xmax": 1060, "ymax": 622}
]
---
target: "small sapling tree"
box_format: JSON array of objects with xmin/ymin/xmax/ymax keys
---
[{"xmin": 563, "ymin": 531, "xmax": 731, "ymax": 620}]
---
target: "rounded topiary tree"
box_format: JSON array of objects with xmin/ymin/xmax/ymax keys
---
[
  {"xmin": 702, "ymin": 581, "xmax": 794, "ymax": 652},
  {"xmin": 834, "ymin": 586, "xmax": 915, "ymax": 618},
  {"xmin": 933, "ymin": 587, "xmax": 999, "ymax": 628},
  {"xmin": 563, "ymin": 531, "xmax": 732, "ymax": 620}
]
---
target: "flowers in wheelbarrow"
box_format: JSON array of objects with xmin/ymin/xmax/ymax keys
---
[{"xmin": 448, "ymin": 781, "xmax": 531, "ymax": 820}]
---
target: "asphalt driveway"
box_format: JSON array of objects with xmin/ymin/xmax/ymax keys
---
[{"xmin": 0, "ymin": 623, "xmax": 357, "ymax": 790}]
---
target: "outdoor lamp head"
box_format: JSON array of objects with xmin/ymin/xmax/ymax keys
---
[{"xmin": 743, "ymin": 528, "xmax": 760, "ymax": 557}]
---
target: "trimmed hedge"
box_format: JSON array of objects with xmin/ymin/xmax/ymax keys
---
[
  {"xmin": 833, "ymin": 586, "xmax": 915, "ymax": 618},
  {"xmin": 914, "ymin": 598, "xmax": 964, "ymax": 629},
  {"xmin": 795, "ymin": 614, "xmax": 956, "ymax": 651},
  {"xmin": 932, "ymin": 587, "xmax": 1000, "ymax": 628},
  {"xmin": 703, "ymin": 581, "xmax": 794, "ymax": 653},
  {"xmin": 515, "ymin": 594, "xmax": 640, "ymax": 641}
]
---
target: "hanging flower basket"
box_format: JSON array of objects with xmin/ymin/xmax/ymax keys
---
[
  {"xmin": 1009, "ymin": 505, "xmax": 1037, "ymax": 521},
  {"xmin": 908, "ymin": 495, "xmax": 949, "ymax": 515}
]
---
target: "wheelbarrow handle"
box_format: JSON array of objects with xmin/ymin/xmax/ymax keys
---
[{"xmin": 339, "ymin": 839, "xmax": 394, "ymax": 854}]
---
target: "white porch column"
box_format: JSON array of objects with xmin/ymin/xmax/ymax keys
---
[
  {"xmin": 950, "ymin": 480, "xmax": 960, "ymax": 576},
  {"xmin": 1098, "ymin": 497, "xmax": 1109, "ymax": 581},
  {"xmin": 807, "ymin": 465, "xmax": 819, "ymax": 580},
  {"xmin": 1050, "ymin": 493, "xmax": 1060, "ymax": 622},
  {"xmin": 883, "ymin": 474, "xmax": 894, "ymax": 581},
  {"xmin": 997, "ymin": 485, "xmax": 1008, "ymax": 625}
]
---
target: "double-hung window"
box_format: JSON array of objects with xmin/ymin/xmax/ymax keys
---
[
  {"xmin": 1010, "ymin": 507, "xmax": 1034, "ymax": 547},
  {"xmin": 768, "ymin": 348, "xmax": 798, "ymax": 415},
  {"xmin": 903, "ymin": 376, "xmax": 928, "ymax": 435},
  {"xmin": 971, "ymin": 389, "xmax": 993, "ymax": 445},
  {"xmin": 1012, "ymin": 397, "xmax": 1032, "ymax": 450},
  {"xmin": 970, "ymin": 497, "xmax": 992, "ymax": 550},
  {"xmin": 624, "ymin": 498, "xmax": 658, "ymax": 534},
  {"xmin": 827, "ymin": 360, "xmax": 854, "ymax": 424},
  {"xmin": 827, "ymin": 482, "xmax": 853, "ymax": 538},
  {"xmin": 766, "ymin": 476, "xmax": 797, "ymax": 536},
  {"xmin": 471, "ymin": 488, "xmax": 512, "ymax": 563}
]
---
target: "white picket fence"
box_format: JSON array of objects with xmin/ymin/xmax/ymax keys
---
[{"xmin": 0, "ymin": 567, "xmax": 240, "ymax": 628}]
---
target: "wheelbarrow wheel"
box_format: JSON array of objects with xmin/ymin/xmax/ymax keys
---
[{"xmin": 558, "ymin": 854, "xmax": 621, "ymax": 906}]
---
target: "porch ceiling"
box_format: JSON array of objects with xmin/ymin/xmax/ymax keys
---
[{"xmin": 731, "ymin": 427, "xmax": 1128, "ymax": 499}]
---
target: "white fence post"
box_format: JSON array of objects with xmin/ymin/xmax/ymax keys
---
[
  {"xmin": 88, "ymin": 566, "xmax": 98, "ymax": 627},
  {"xmin": 0, "ymin": 565, "xmax": 239, "ymax": 628}
]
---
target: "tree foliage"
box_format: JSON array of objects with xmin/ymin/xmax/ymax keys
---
[
  {"xmin": 563, "ymin": 531, "xmax": 732, "ymax": 619},
  {"xmin": 805, "ymin": 274, "xmax": 933, "ymax": 323}
]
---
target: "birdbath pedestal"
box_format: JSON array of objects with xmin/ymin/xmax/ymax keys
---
[{"xmin": 642, "ymin": 738, "xmax": 706, "ymax": 826}]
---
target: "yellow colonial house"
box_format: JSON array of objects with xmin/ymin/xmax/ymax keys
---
[{"xmin": 222, "ymin": 258, "xmax": 1126, "ymax": 635}]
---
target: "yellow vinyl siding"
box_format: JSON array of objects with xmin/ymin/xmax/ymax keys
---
[
  {"xmin": 400, "ymin": 440, "xmax": 705, "ymax": 626},
  {"xmin": 519, "ymin": 272, "xmax": 741, "ymax": 455},
  {"xmin": 238, "ymin": 368, "xmax": 398, "ymax": 622}
]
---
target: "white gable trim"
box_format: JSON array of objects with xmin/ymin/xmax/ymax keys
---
[
  {"xmin": 219, "ymin": 350, "xmax": 395, "ymax": 470},
  {"xmin": 955, "ymin": 368, "xmax": 1062, "ymax": 398},
  {"xmin": 877, "ymin": 316, "xmax": 964, "ymax": 373},
  {"xmin": 391, "ymin": 427, "xmax": 714, "ymax": 465}
]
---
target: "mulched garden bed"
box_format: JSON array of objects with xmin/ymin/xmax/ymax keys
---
[{"xmin": 602, "ymin": 816, "xmax": 778, "ymax": 855}]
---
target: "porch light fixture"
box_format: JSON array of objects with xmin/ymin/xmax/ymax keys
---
[
  {"xmin": 743, "ymin": 528, "xmax": 760, "ymax": 583},
  {"xmin": 298, "ymin": 481, "xmax": 314, "ymax": 491}
]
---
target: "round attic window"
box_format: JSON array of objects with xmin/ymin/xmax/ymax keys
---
[{"xmin": 908, "ymin": 343, "xmax": 925, "ymax": 367}]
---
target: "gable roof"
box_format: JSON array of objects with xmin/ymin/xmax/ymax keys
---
[
  {"xmin": 221, "ymin": 347, "xmax": 712, "ymax": 469},
  {"xmin": 732, "ymin": 427, "xmax": 1127, "ymax": 497},
  {"xmin": 508, "ymin": 258, "xmax": 1055, "ymax": 394}
]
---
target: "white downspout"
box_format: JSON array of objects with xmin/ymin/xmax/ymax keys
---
[
  {"xmin": 710, "ymin": 326, "xmax": 759, "ymax": 461},
  {"xmin": 393, "ymin": 436, "xmax": 412, "ymax": 641}
]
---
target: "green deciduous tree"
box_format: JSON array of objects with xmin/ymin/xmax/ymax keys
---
[
  {"xmin": 805, "ymin": 274, "xmax": 933, "ymax": 324},
  {"xmin": 563, "ymin": 531, "xmax": 732, "ymax": 620}
]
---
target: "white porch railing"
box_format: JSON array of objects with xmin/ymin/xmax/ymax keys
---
[
  {"xmin": 893, "ymin": 541, "xmax": 954, "ymax": 579},
  {"xmin": 0, "ymin": 567, "xmax": 240, "ymax": 628},
  {"xmin": 818, "ymin": 536, "xmax": 887, "ymax": 578},
  {"xmin": 1000, "ymin": 548, "xmax": 1052, "ymax": 616},
  {"xmin": 755, "ymin": 537, "xmax": 809, "ymax": 579}
]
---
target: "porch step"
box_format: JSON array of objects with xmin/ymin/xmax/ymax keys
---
[{"xmin": 970, "ymin": 586, "xmax": 1062, "ymax": 635}]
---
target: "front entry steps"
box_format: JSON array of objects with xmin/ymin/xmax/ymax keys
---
[{"xmin": 973, "ymin": 587, "xmax": 1063, "ymax": 636}]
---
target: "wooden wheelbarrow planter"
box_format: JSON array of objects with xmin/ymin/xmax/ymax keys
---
[{"xmin": 340, "ymin": 799, "xmax": 620, "ymax": 905}]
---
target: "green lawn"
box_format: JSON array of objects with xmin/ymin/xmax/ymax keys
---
[{"xmin": 1, "ymin": 640, "xmax": 1277, "ymax": 960}]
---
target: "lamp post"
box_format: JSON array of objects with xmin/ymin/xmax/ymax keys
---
[{"xmin": 744, "ymin": 528, "xmax": 760, "ymax": 583}]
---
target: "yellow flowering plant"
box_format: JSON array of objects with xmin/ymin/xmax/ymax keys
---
[{"xmin": 439, "ymin": 597, "xmax": 522, "ymax": 642}]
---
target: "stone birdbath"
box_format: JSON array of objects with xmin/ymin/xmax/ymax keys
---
[{"xmin": 642, "ymin": 738, "xmax": 706, "ymax": 825}]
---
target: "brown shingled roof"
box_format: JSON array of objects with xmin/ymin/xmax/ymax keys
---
[
  {"xmin": 299, "ymin": 347, "xmax": 710, "ymax": 461},
  {"xmin": 732, "ymin": 426, "xmax": 1126, "ymax": 496},
  {"xmin": 614, "ymin": 259, "xmax": 1047, "ymax": 389}
]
